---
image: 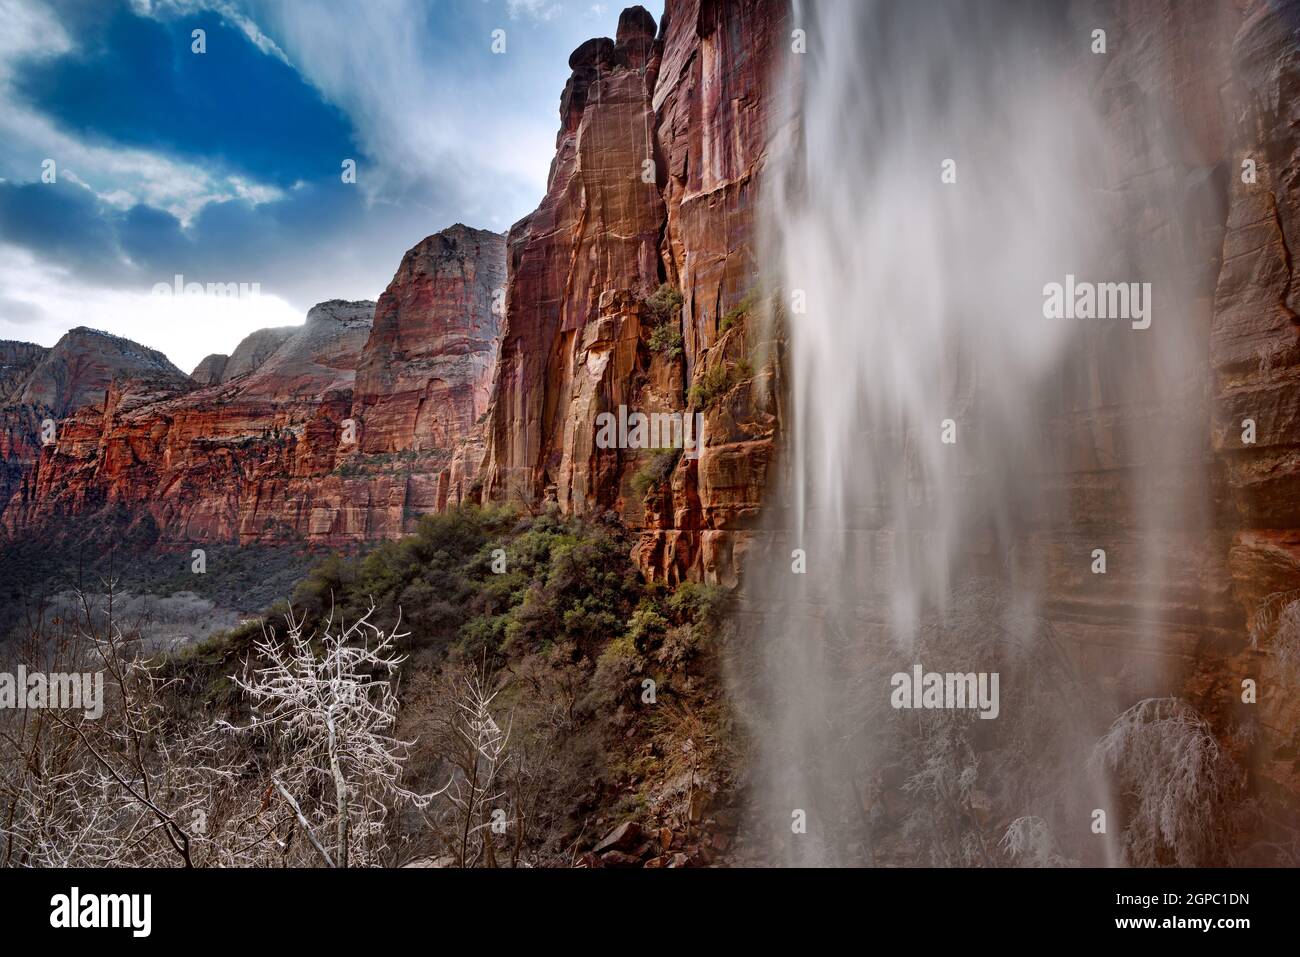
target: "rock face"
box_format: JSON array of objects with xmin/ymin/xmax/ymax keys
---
[
  {"xmin": 185, "ymin": 325, "xmax": 295, "ymax": 388},
  {"xmin": 1203, "ymin": 2, "xmax": 1300, "ymax": 831},
  {"xmin": 11, "ymin": 327, "xmax": 190, "ymax": 416},
  {"xmin": 0, "ymin": 341, "xmax": 48, "ymax": 399},
  {"xmin": 237, "ymin": 301, "xmax": 373, "ymax": 401},
  {"xmin": 479, "ymin": 0, "xmax": 788, "ymax": 584},
  {"xmin": 987, "ymin": 0, "xmax": 1300, "ymax": 840},
  {"xmin": 189, "ymin": 353, "xmax": 228, "ymax": 386},
  {"xmin": 0, "ymin": 223, "xmax": 507, "ymax": 544},
  {"xmin": 353, "ymin": 225, "xmax": 505, "ymax": 455},
  {"xmin": 1, "ymin": 304, "xmax": 374, "ymax": 542},
  {"xmin": 644, "ymin": 0, "xmax": 787, "ymax": 582},
  {"xmin": 0, "ymin": 330, "xmax": 193, "ymax": 526},
  {"xmin": 221, "ymin": 326, "xmax": 297, "ymax": 382},
  {"xmin": 0, "ymin": 341, "xmax": 53, "ymax": 518},
  {"xmin": 1212, "ymin": 5, "xmax": 1300, "ymax": 626}
]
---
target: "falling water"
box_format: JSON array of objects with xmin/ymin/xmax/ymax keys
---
[{"xmin": 734, "ymin": 0, "xmax": 1224, "ymax": 866}]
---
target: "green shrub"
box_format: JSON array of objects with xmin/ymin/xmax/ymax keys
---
[
  {"xmin": 667, "ymin": 581, "xmax": 728, "ymax": 642},
  {"xmin": 177, "ymin": 505, "xmax": 732, "ymax": 744},
  {"xmin": 689, "ymin": 360, "xmax": 755, "ymax": 408},
  {"xmin": 630, "ymin": 448, "xmax": 682, "ymax": 498},
  {"xmin": 644, "ymin": 284, "xmax": 685, "ymax": 359},
  {"xmin": 719, "ymin": 292, "xmax": 757, "ymax": 333},
  {"xmin": 641, "ymin": 283, "xmax": 683, "ymax": 326},
  {"xmin": 687, "ymin": 364, "xmax": 729, "ymax": 408},
  {"xmin": 297, "ymin": 508, "xmax": 639, "ymax": 661},
  {"xmin": 583, "ymin": 633, "xmax": 643, "ymax": 713},
  {"xmin": 627, "ymin": 601, "xmax": 669, "ymax": 651},
  {"xmin": 648, "ymin": 320, "xmax": 683, "ymax": 358}
]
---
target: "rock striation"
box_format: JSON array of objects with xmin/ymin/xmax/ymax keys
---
[
  {"xmin": 0, "ymin": 329, "xmax": 192, "ymax": 528},
  {"xmin": 189, "ymin": 353, "xmax": 228, "ymax": 386},
  {"xmin": 478, "ymin": 0, "xmax": 788, "ymax": 584},
  {"xmin": 11, "ymin": 327, "xmax": 190, "ymax": 417},
  {"xmin": 0, "ymin": 227, "xmax": 506, "ymax": 544},
  {"xmin": 221, "ymin": 326, "xmax": 297, "ymax": 382},
  {"xmin": 353, "ymin": 225, "xmax": 504, "ymax": 455},
  {"xmin": 0, "ymin": 0, "xmax": 1296, "ymax": 850}
]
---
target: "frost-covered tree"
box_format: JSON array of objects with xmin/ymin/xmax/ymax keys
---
[
  {"xmin": 0, "ymin": 583, "xmax": 234, "ymax": 867},
  {"xmin": 1090, "ymin": 697, "xmax": 1238, "ymax": 867},
  {"xmin": 1001, "ymin": 815, "xmax": 1074, "ymax": 867},
  {"xmin": 222, "ymin": 604, "xmax": 441, "ymax": 867},
  {"xmin": 441, "ymin": 670, "xmax": 512, "ymax": 867},
  {"xmin": 1265, "ymin": 598, "xmax": 1300, "ymax": 683}
]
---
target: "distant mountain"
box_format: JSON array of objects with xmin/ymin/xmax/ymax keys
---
[
  {"xmin": 0, "ymin": 236, "xmax": 504, "ymax": 544},
  {"xmin": 7, "ymin": 326, "xmax": 191, "ymax": 417}
]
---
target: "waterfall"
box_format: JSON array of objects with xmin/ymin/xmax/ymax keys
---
[{"xmin": 734, "ymin": 0, "xmax": 1222, "ymax": 866}]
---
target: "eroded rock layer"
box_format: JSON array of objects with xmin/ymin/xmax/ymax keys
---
[
  {"xmin": 478, "ymin": 0, "xmax": 788, "ymax": 585},
  {"xmin": 1, "ymin": 226, "xmax": 506, "ymax": 544},
  {"xmin": 0, "ymin": 0, "xmax": 1294, "ymax": 854}
]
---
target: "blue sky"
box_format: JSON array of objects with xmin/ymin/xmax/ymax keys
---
[{"xmin": 0, "ymin": 0, "xmax": 662, "ymax": 370}]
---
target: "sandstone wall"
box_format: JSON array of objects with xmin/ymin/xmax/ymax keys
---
[
  {"xmin": 479, "ymin": 0, "xmax": 789, "ymax": 584},
  {"xmin": 0, "ymin": 225, "xmax": 508, "ymax": 545}
]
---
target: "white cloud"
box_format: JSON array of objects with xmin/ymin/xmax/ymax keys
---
[
  {"xmin": 0, "ymin": 244, "xmax": 303, "ymax": 371},
  {"xmin": 99, "ymin": 188, "xmax": 140, "ymax": 209},
  {"xmin": 242, "ymin": 0, "xmax": 561, "ymax": 215},
  {"xmin": 0, "ymin": 0, "xmax": 71, "ymax": 67},
  {"xmin": 127, "ymin": 0, "xmax": 291, "ymax": 63},
  {"xmin": 228, "ymin": 176, "xmax": 284, "ymax": 205},
  {"xmin": 508, "ymin": 0, "xmax": 563, "ymax": 21},
  {"xmin": 209, "ymin": 2, "xmax": 291, "ymax": 63},
  {"xmin": 0, "ymin": 97, "xmax": 281, "ymax": 224},
  {"xmin": 0, "ymin": 0, "xmax": 287, "ymax": 225}
]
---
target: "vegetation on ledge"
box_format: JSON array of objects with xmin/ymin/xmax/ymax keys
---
[
  {"xmin": 643, "ymin": 284, "xmax": 685, "ymax": 359},
  {"xmin": 151, "ymin": 505, "xmax": 741, "ymax": 867}
]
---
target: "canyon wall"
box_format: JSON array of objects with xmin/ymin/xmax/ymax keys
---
[
  {"xmin": 353, "ymin": 225, "xmax": 504, "ymax": 457},
  {"xmin": 0, "ymin": 226, "xmax": 504, "ymax": 545},
  {"xmin": 479, "ymin": 0, "xmax": 789, "ymax": 584},
  {"xmin": 1207, "ymin": 0, "xmax": 1300, "ymax": 830},
  {"xmin": 0, "ymin": 0, "xmax": 1294, "ymax": 854},
  {"xmin": 0, "ymin": 329, "xmax": 192, "ymax": 535},
  {"xmin": 1011, "ymin": 0, "xmax": 1300, "ymax": 825},
  {"xmin": 1, "ymin": 1, "xmax": 1296, "ymax": 675}
]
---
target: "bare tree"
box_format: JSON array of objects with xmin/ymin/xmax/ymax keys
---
[
  {"xmin": 441, "ymin": 668, "xmax": 512, "ymax": 867},
  {"xmin": 222, "ymin": 603, "xmax": 442, "ymax": 868},
  {"xmin": 1090, "ymin": 697, "xmax": 1239, "ymax": 867},
  {"xmin": 0, "ymin": 580, "xmax": 231, "ymax": 867},
  {"xmin": 1000, "ymin": 815, "xmax": 1074, "ymax": 867}
]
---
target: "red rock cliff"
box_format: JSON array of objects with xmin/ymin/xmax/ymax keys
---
[
  {"xmin": 0, "ymin": 224, "xmax": 506, "ymax": 544},
  {"xmin": 478, "ymin": 0, "xmax": 789, "ymax": 584},
  {"xmin": 0, "ymin": 329, "xmax": 193, "ymax": 533},
  {"xmin": 353, "ymin": 225, "xmax": 505, "ymax": 455}
]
